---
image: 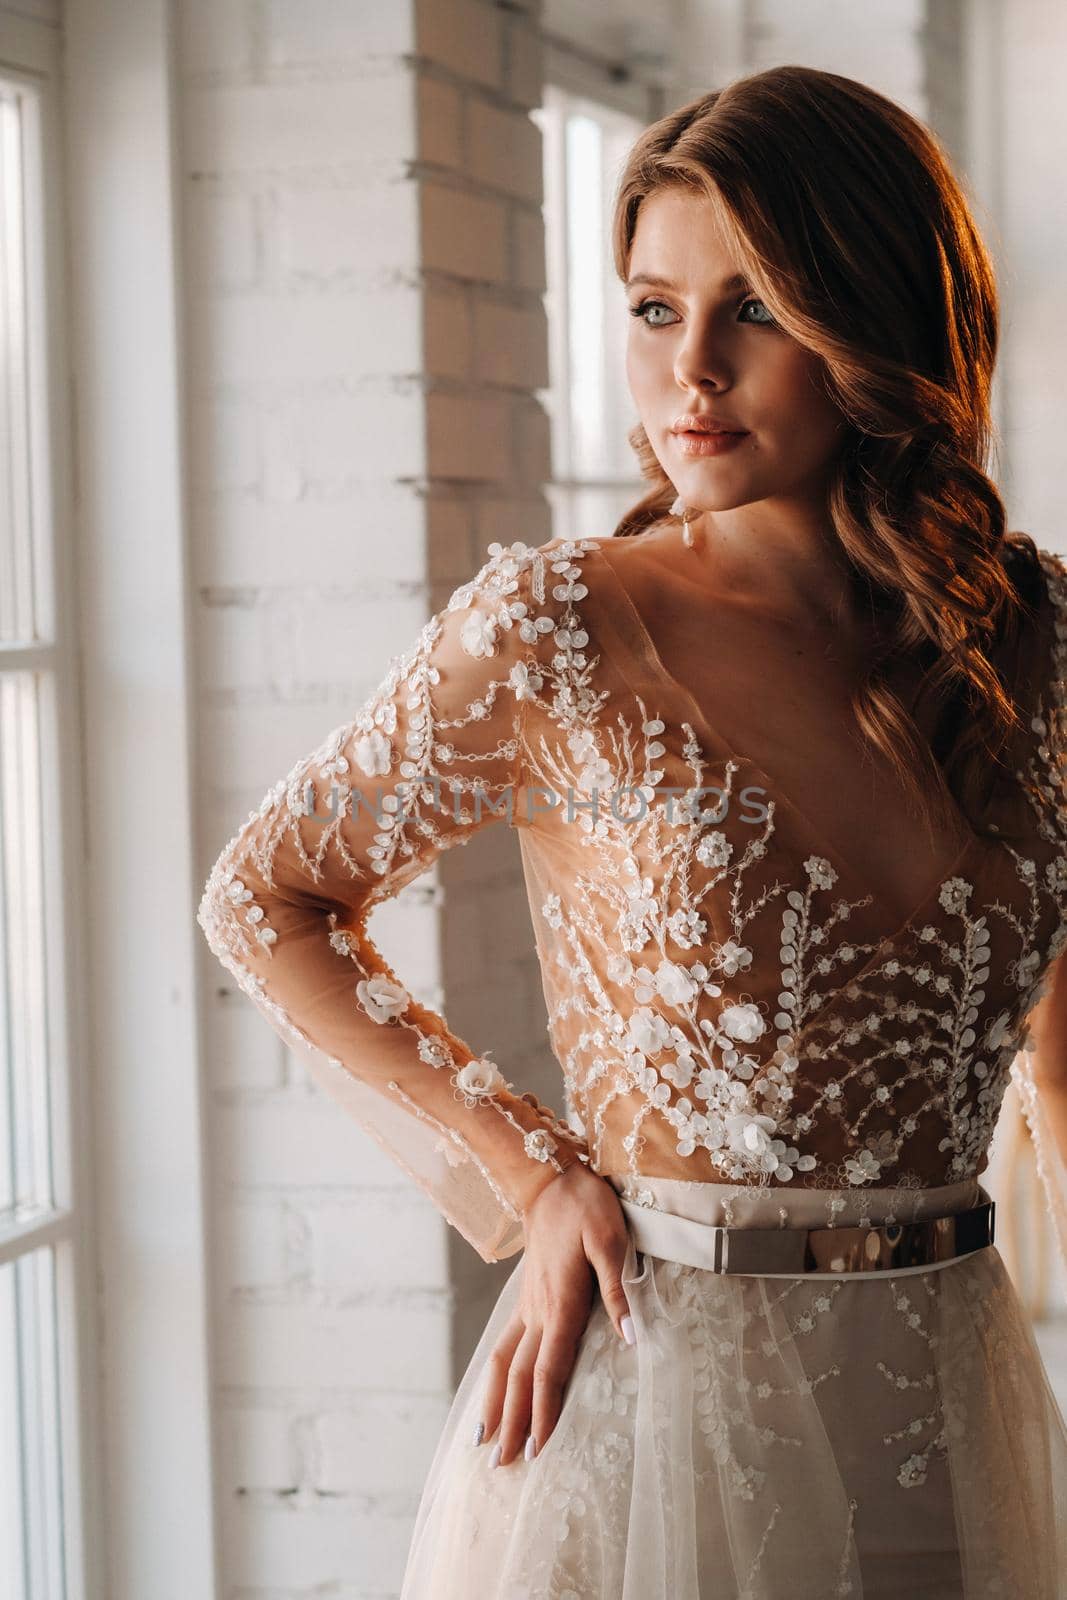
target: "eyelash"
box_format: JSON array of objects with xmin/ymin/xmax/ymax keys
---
[{"xmin": 628, "ymin": 296, "xmax": 774, "ymax": 329}]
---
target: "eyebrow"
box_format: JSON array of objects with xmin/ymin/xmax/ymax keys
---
[{"xmin": 625, "ymin": 271, "xmax": 750, "ymax": 293}]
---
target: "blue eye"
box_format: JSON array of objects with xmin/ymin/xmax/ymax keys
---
[
  {"xmin": 628, "ymin": 299, "xmax": 677, "ymax": 327},
  {"xmin": 739, "ymin": 296, "xmax": 775, "ymax": 325},
  {"xmin": 628, "ymin": 296, "xmax": 776, "ymax": 328}
]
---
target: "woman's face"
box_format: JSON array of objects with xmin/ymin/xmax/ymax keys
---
[{"xmin": 624, "ymin": 185, "xmax": 847, "ymax": 519}]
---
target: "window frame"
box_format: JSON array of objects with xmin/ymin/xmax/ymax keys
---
[
  {"xmin": 536, "ymin": 67, "xmax": 657, "ymax": 544},
  {"xmin": 1, "ymin": 3, "xmax": 219, "ymax": 1596},
  {"xmin": 0, "ymin": 14, "xmax": 102, "ymax": 1599}
]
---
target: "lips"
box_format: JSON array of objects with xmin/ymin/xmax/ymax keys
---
[{"xmin": 671, "ymin": 416, "xmax": 748, "ymax": 435}]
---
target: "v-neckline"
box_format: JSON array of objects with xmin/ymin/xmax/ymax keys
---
[{"xmin": 588, "ymin": 539, "xmax": 993, "ymax": 953}]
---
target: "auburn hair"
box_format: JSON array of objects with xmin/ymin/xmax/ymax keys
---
[{"xmin": 610, "ymin": 64, "xmax": 1045, "ymax": 842}]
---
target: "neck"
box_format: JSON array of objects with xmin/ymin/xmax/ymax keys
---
[{"xmin": 686, "ymin": 502, "xmax": 865, "ymax": 632}]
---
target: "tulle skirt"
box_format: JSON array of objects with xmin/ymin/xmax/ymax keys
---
[{"xmin": 400, "ymin": 1174, "xmax": 1067, "ymax": 1598}]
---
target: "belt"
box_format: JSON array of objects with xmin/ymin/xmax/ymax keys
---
[{"xmin": 617, "ymin": 1191, "xmax": 996, "ymax": 1278}]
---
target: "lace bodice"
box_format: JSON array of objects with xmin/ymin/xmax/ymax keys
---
[{"xmin": 196, "ymin": 531, "xmax": 1067, "ymax": 1264}]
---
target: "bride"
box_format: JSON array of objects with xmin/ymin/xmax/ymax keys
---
[{"xmin": 198, "ymin": 64, "xmax": 1067, "ymax": 1597}]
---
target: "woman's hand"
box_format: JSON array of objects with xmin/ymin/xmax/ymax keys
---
[{"xmin": 476, "ymin": 1162, "xmax": 635, "ymax": 1468}]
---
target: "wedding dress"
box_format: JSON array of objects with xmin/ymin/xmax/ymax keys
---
[{"xmin": 197, "ymin": 527, "xmax": 1067, "ymax": 1597}]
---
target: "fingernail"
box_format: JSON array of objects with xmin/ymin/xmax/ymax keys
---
[
  {"xmin": 472, "ymin": 1420, "xmax": 485, "ymax": 1447},
  {"xmin": 620, "ymin": 1314, "xmax": 636, "ymax": 1346},
  {"xmin": 524, "ymin": 1434, "xmax": 537, "ymax": 1462},
  {"xmin": 489, "ymin": 1442, "xmax": 502, "ymax": 1469}
]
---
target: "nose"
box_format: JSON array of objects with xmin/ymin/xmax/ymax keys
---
[{"xmin": 673, "ymin": 320, "xmax": 732, "ymax": 393}]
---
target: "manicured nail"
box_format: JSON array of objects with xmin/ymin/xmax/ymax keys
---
[
  {"xmin": 472, "ymin": 1420, "xmax": 485, "ymax": 1447},
  {"xmin": 524, "ymin": 1434, "xmax": 537, "ymax": 1462},
  {"xmin": 620, "ymin": 1314, "xmax": 636, "ymax": 1346},
  {"xmin": 489, "ymin": 1442, "xmax": 502, "ymax": 1469}
]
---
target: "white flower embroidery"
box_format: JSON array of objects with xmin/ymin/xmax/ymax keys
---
[
  {"xmin": 718, "ymin": 1002, "xmax": 766, "ymax": 1044},
  {"xmin": 454, "ymin": 1058, "xmax": 507, "ymax": 1098},
  {"xmin": 542, "ymin": 892, "xmax": 564, "ymax": 929},
  {"xmin": 627, "ymin": 1007, "xmax": 673, "ymax": 1057},
  {"xmin": 653, "ymin": 959, "xmax": 700, "ymax": 1007},
  {"xmin": 524, "ymin": 1129, "xmax": 558, "ymax": 1163},
  {"xmin": 938, "ymin": 876, "xmax": 973, "ymax": 916},
  {"xmin": 696, "ymin": 830, "xmax": 732, "ymax": 869},
  {"xmin": 459, "ymin": 609, "xmax": 498, "ymax": 658},
  {"xmin": 844, "ymin": 1149, "xmax": 882, "ymax": 1185},
  {"xmin": 509, "ymin": 660, "xmax": 542, "ymax": 700},
  {"xmin": 353, "ymin": 728, "xmax": 392, "ymax": 777},
  {"xmin": 355, "ymin": 974, "xmax": 409, "ymax": 1023}
]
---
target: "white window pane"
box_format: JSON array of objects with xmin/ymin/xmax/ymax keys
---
[
  {"xmin": 0, "ymin": 672, "xmax": 51, "ymax": 1214},
  {"xmin": 0, "ymin": 1247, "xmax": 65, "ymax": 1600},
  {"xmin": 0, "ymin": 85, "xmax": 37, "ymax": 645},
  {"xmin": 539, "ymin": 85, "xmax": 646, "ymax": 533},
  {"xmin": 565, "ymin": 113, "xmax": 607, "ymax": 478}
]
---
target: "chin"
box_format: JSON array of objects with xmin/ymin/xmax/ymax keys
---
[{"xmin": 676, "ymin": 478, "xmax": 759, "ymax": 514}]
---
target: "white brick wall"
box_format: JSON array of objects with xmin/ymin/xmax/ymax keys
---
[{"xmin": 185, "ymin": 1, "xmax": 556, "ymax": 1592}]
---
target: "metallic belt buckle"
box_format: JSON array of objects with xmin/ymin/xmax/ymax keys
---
[{"xmin": 718, "ymin": 1198, "xmax": 995, "ymax": 1275}]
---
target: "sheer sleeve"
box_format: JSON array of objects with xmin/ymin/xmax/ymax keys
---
[
  {"xmin": 196, "ymin": 539, "xmax": 590, "ymax": 1263},
  {"xmin": 1010, "ymin": 1031, "xmax": 1067, "ymax": 1275}
]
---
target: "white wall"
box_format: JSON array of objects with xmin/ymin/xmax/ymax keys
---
[{"xmin": 183, "ymin": 1, "xmax": 561, "ymax": 1591}]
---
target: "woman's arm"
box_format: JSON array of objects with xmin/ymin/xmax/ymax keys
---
[
  {"xmin": 1022, "ymin": 948, "xmax": 1067, "ymax": 1155},
  {"xmin": 196, "ymin": 541, "xmax": 590, "ymax": 1264},
  {"xmin": 1011, "ymin": 945, "xmax": 1067, "ymax": 1270}
]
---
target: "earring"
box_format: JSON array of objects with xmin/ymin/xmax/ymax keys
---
[{"xmin": 670, "ymin": 493, "xmax": 699, "ymax": 549}]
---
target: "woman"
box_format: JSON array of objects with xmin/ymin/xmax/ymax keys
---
[{"xmin": 198, "ymin": 66, "xmax": 1067, "ymax": 1597}]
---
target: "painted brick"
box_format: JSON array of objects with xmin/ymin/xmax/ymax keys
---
[
  {"xmin": 202, "ymin": 982, "xmax": 288, "ymax": 1091},
  {"xmin": 214, "ymin": 1199, "xmax": 290, "ymax": 1292},
  {"xmin": 464, "ymin": 95, "xmax": 544, "ymax": 204},
  {"xmin": 188, "ymin": 395, "xmax": 260, "ymax": 493},
  {"xmin": 423, "ymin": 286, "xmax": 473, "ymax": 380},
  {"xmin": 177, "ymin": 0, "xmax": 253, "ymax": 77},
  {"xmin": 212, "ymin": 1091, "xmax": 421, "ymax": 1190},
  {"xmin": 257, "ymin": 389, "xmax": 428, "ymax": 497},
  {"xmin": 183, "ymin": 0, "xmax": 556, "ymax": 1587},
  {"xmin": 184, "ymin": 189, "xmax": 260, "ymax": 292},
  {"xmin": 420, "ymin": 183, "xmax": 508, "ymax": 281},
  {"xmin": 415, "ymin": 0, "xmax": 504, "ymax": 90},
  {"xmin": 472, "ymin": 296, "xmax": 549, "ymax": 388},
  {"xmin": 305, "ymin": 1195, "xmax": 445, "ymax": 1292},
  {"xmin": 753, "ymin": 0, "xmax": 923, "ymax": 28},
  {"xmin": 190, "ymin": 493, "xmax": 426, "ymax": 589},
  {"xmin": 473, "ymin": 494, "xmax": 552, "ymax": 550},
  {"xmin": 220, "ymin": 1496, "xmax": 418, "ymax": 1592},
  {"xmin": 221, "ymin": 1403, "xmax": 302, "ymax": 1493},
  {"xmin": 277, "ymin": 180, "xmax": 420, "ymax": 284},
  {"xmin": 416, "ymin": 73, "xmax": 463, "ymax": 173},
  {"xmin": 503, "ymin": 7, "xmax": 546, "ymax": 111},
  {"xmin": 262, "ymin": 0, "xmax": 416, "ymax": 64},
  {"xmin": 218, "ymin": 1299, "xmax": 453, "ymax": 1391},
  {"xmin": 425, "ymin": 391, "xmax": 513, "ymax": 482},
  {"xmin": 191, "ymin": 288, "xmax": 423, "ymax": 384},
  {"xmin": 512, "ymin": 203, "xmax": 548, "ymax": 292},
  {"xmin": 313, "ymin": 1391, "xmax": 452, "ymax": 1494},
  {"xmin": 184, "ymin": 78, "xmax": 416, "ymax": 174},
  {"xmin": 513, "ymin": 394, "xmax": 552, "ymax": 485}
]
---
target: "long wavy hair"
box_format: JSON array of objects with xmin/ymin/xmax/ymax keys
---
[{"xmin": 611, "ymin": 64, "xmax": 1045, "ymax": 842}]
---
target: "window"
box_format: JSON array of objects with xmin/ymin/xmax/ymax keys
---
[
  {"xmin": 0, "ymin": 43, "xmax": 91, "ymax": 1600},
  {"xmin": 535, "ymin": 85, "xmax": 649, "ymax": 542}
]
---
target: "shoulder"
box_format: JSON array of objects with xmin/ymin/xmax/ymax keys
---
[
  {"xmin": 448, "ymin": 532, "xmax": 618, "ymax": 624},
  {"xmin": 429, "ymin": 533, "xmax": 612, "ymax": 676}
]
